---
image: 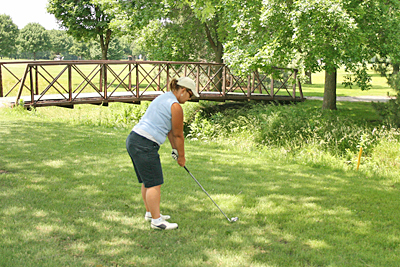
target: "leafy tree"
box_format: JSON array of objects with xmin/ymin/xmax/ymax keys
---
[
  {"xmin": 119, "ymin": 36, "xmax": 134, "ymax": 58},
  {"xmin": 99, "ymin": 0, "xmax": 234, "ymax": 92},
  {"xmin": 224, "ymin": 0, "xmax": 363, "ymax": 110},
  {"xmin": 134, "ymin": 8, "xmax": 213, "ymax": 62},
  {"xmin": 48, "ymin": 30, "xmax": 73, "ymax": 58},
  {"xmin": 88, "ymin": 38, "xmax": 124, "ymax": 60},
  {"xmin": 0, "ymin": 14, "xmax": 19, "ymax": 58},
  {"xmin": 373, "ymin": 72, "xmax": 400, "ymax": 127},
  {"xmin": 18, "ymin": 23, "xmax": 51, "ymax": 60},
  {"xmin": 224, "ymin": 0, "xmax": 400, "ymax": 110},
  {"xmin": 69, "ymin": 39, "xmax": 90, "ymax": 60},
  {"xmin": 100, "ymin": 0, "xmax": 232, "ymax": 63},
  {"xmin": 178, "ymin": 0, "xmax": 229, "ymax": 63},
  {"xmin": 48, "ymin": 0, "xmax": 116, "ymax": 59},
  {"xmin": 359, "ymin": 2, "xmax": 400, "ymax": 76}
]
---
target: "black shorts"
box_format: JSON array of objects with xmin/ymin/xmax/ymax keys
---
[{"xmin": 126, "ymin": 131, "xmax": 163, "ymax": 188}]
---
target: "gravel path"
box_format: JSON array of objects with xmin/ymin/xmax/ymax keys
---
[{"xmin": 306, "ymin": 96, "xmax": 395, "ymax": 102}]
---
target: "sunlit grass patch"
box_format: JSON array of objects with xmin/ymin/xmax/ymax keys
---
[{"xmin": 1, "ymin": 100, "xmax": 399, "ymax": 266}]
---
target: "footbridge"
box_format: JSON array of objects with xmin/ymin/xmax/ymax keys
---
[{"xmin": 0, "ymin": 60, "xmax": 304, "ymax": 108}]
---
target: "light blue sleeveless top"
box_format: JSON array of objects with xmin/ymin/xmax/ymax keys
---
[{"xmin": 133, "ymin": 92, "xmax": 179, "ymax": 145}]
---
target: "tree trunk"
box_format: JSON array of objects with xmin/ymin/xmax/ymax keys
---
[
  {"xmin": 215, "ymin": 41, "xmax": 224, "ymax": 92},
  {"xmin": 322, "ymin": 69, "xmax": 337, "ymax": 110},
  {"xmin": 204, "ymin": 20, "xmax": 224, "ymax": 91},
  {"xmin": 215, "ymin": 41, "xmax": 223, "ymax": 64},
  {"xmin": 99, "ymin": 30, "xmax": 112, "ymax": 60},
  {"xmin": 305, "ymin": 70, "xmax": 312, "ymax": 84},
  {"xmin": 99, "ymin": 35, "xmax": 108, "ymax": 60},
  {"xmin": 33, "ymin": 52, "xmax": 36, "ymax": 61}
]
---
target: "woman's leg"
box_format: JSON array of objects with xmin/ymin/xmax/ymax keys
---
[
  {"xmin": 141, "ymin": 184, "xmax": 150, "ymax": 212},
  {"xmin": 144, "ymin": 184, "xmax": 161, "ymax": 219}
]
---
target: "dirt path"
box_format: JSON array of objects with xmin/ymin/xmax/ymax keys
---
[{"xmin": 306, "ymin": 96, "xmax": 395, "ymax": 102}]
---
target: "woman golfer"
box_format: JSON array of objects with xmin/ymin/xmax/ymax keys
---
[{"xmin": 126, "ymin": 77, "xmax": 198, "ymax": 230}]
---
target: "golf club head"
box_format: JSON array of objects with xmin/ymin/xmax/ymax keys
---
[{"xmin": 230, "ymin": 217, "xmax": 239, "ymax": 223}]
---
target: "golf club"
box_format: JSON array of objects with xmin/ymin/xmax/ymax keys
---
[{"xmin": 184, "ymin": 166, "xmax": 238, "ymax": 223}]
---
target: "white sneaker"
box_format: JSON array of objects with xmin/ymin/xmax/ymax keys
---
[
  {"xmin": 151, "ymin": 219, "xmax": 178, "ymax": 230},
  {"xmin": 145, "ymin": 213, "xmax": 171, "ymax": 222}
]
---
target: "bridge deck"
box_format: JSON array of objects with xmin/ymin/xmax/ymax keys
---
[{"xmin": 1, "ymin": 91, "xmax": 303, "ymax": 108}]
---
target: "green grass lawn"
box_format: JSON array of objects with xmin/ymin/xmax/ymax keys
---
[
  {"xmin": 1, "ymin": 106, "xmax": 399, "ymax": 266},
  {"xmin": 301, "ymin": 68, "xmax": 396, "ymax": 97}
]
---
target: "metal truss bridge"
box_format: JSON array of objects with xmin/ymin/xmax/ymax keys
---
[{"xmin": 0, "ymin": 60, "xmax": 304, "ymax": 108}]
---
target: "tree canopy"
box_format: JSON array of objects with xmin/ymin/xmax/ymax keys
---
[
  {"xmin": 18, "ymin": 23, "xmax": 51, "ymax": 60},
  {"xmin": 223, "ymin": 0, "xmax": 400, "ymax": 110},
  {"xmin": 47, "ymin": 0, "xmax": 116, "ymax": 59},
  {"xmin": 0, "ymin": 14, "xmax": 19, "ymax": 57},
  {"xmin": 48, "ymin": 30, "xmax": 73, "ymax": 57},
  {"xmin": 134, "ymin": 7, "xmax": 213, "ymax": 62},
  {"xmin": 88, "ymin": 0, "xmax": 400, "ymax": 109},
  {"xmin": 99, "ymin": 0, "xmax": 234, "ymax": 63}
]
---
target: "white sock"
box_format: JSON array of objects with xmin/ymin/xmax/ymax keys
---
[
  {"xmin": 145, "ymin": 211, "xmax": 151, "ymax": 217},
  {"xmin": 152, "ymin": 217, "xmax": 162, "ymax": 224}
]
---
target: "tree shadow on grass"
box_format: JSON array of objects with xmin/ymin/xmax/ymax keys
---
[
  {"xmin": 0, "ymin": 119, "xmax": 148, "ymax": 266},
  {"xmin": 0, "ymin": 118, "xmax": 399, "ymax": 266},
  {"xmin": 171, "ymin": 142, "xmax": 400, "ymax": 266}
]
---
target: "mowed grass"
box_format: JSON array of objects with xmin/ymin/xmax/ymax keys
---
[
  {"xmin": 301, "ymin": 68, "xmax": 396, "ymax": 97},
  {"xmin": 1, "ymin": 107, "xmax": 399, "ymax": 266}
]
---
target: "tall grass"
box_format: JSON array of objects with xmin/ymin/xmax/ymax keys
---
[{"xmin": 184, "ymin": 101, "xmax": 399, "ymax": 157}]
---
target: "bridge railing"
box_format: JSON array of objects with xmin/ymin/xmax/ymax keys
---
[{"xmin": 0, "ymin": 60, "xmax": 303, "ymax": 107}]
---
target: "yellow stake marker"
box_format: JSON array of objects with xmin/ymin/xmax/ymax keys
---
[{"xmin": 357, "ymin": 147, "xmax": 363, "ymax": 171}]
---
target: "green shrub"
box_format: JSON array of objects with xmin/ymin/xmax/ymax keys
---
[
  {"xmin": 108, "ymin": 102, "xmax": 150, "ymax": 128},
  {"xmin": 373, "ymin": 72, "xmax": 400, "ymax": 127},
  {"xmin": 185, "ymin": 102, "xmax": 398, "ymax": 156},
  {"xmin": 373, "ymin": 99, "xmax": 400, "ymax": 127}
]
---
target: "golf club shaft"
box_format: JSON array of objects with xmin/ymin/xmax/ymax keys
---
[{"xmin": 184, "ymin": 166, "xmax": 231, "ymax": 222}]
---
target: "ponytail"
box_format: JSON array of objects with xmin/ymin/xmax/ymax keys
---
[{"xmin": 169, "ymin": 78, "xmax": 181, "ymax": 92}]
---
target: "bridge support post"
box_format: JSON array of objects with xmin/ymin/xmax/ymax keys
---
[
  {"xmin": 136, "ymin": 63, "xmax": 139, "ymax": 97},
  {"xmin": 292, "ymin": 69, "xmax": 297, "ymax": 99},
  {"xmin": 207, "ymin": 66, "xmax": 211, "ymax": 91},
  {"xmin": 0, "ymin": 64, "xmax": 3, "ymax": 97},
  {"xmin": 68, "ymin": 64, "xmax": 72, "ymax": 101},
  {"xmin": 35, "ymin": 66, "xmax": 39, "ymax": 95},
  {"xmin": 157, "ymin": 65, "xmax": 161, "ymax": 91},
  {"xmin": 30, "ymin": 66, "xmax": 34, "ymax": 105},
  {"xmin": 270, "ymin": 75, "xmax": 274, "ymax": 98},
  {"xmin": 99, "ymin": 64, "xmax": 103, "ymax": 93},
  {"xmin": 103, "ymin": 64, "xmax": 108, "ymax": 100},
  {"xmin": 196, "ymin": 64, "xmax": 200, "ymax": 96},
  {"xmin": 247, "ymin": 75, "xmax": 251, "ymax": 98},
  {"xmin": 128, "ymin": 64, "xmax": 132, "ymax": 91},
  {"xmin": 222, "ymin": 65, "xmax": 226, "ymax": 96},
  {"xmin": 167, "ymin": 64, "xmax": 170, "ymax": 91}
]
